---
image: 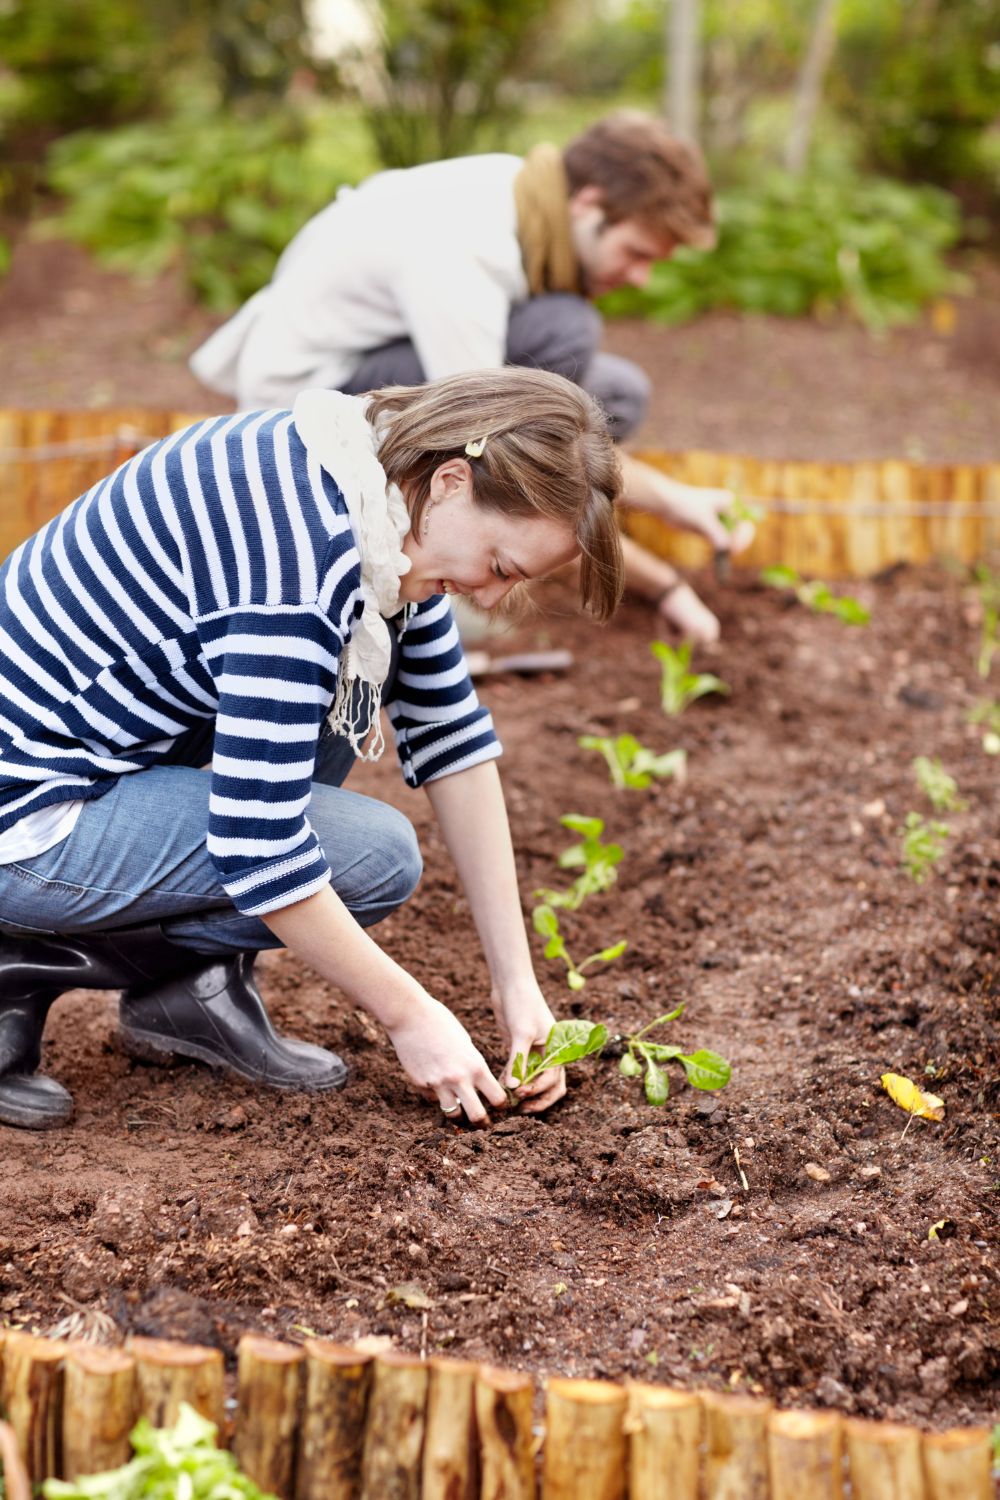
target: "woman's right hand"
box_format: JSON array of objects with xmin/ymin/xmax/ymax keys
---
[{"xmin": 384, "ymin": 992, "xmax": 508, "ymax": 1123}]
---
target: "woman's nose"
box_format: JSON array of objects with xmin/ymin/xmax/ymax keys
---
[{"xmin": 474, "ymin": 578, "xmax": 514, "ymax": 609}]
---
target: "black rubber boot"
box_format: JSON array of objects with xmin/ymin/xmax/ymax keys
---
[
  {"xmin": 0, "ymin": 924, "xmax": 205, "ymax": 1131},
  {"xmin": 0, "ymin": 925, "xmax": 346, "ymax": 1130},
  {"xmin": 118, "ymin": 950, "xmax": 347, "ymax": 1092}
]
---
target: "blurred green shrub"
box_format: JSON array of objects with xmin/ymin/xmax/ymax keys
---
[
  {"xmin": 0, "ymin": 0, "xmax": 160, "ymax": 132},
  {"xmin": 44, "ymin": 106, "xmax": 378, "ymax": 310},
  {"xmin": 599, "ymin": 169, "xmax": 966, "ymax": 330},
  {"xmin": 362, "ymin": 0, "xmax": 552, "ymax": 167}
]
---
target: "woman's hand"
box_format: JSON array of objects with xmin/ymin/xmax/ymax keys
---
[
  {"xmin": 491, "ymin": 981, "xmax": 568, "ymax": 1114},
  {"xmin": 385, "ymin": 991, "xmax": 508, "ymax": 1123}
]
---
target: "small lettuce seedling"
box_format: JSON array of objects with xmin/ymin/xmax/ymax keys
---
[
  {"xmin": 511, "ymin": 1018, "xmax": 608, "ymax": 1089},
  {"xmin": 617, "ymin": 1004, "xmax": 731, "ymax": 1105},
  {"xmin": 761, "ymin": 564, "xmax": 871, "ymax": 625},
  {"xmin": 651, "ymin": 641, "xmax": 730, "ymax": 717},
  {"xmin": 913, "ymin": 755, "xmax": 966, "ymax": 813},
  {"xmin": 534, "ymin": 813, "xmax": 623, "ymax": 911},
  {"xmin": 719, "ymin": 496, "xmax": 764, "ymax": 533},
  {"xmin": 579, "ymin": 733, "xmax": 687, "ymax": 790},
  {"xmin": 532, "ymin": 904, "xmax": 627, "ymax": 991},
  {"xmin": 900, "ymin": 810, "xmax": 949, "ymax": 883},
  {"xmin": 968, "ymin": 699, "xmax": 1000, "ymax": 755}
]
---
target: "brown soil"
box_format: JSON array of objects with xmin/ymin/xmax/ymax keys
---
[
  {"xmin": 2, "ymin": 566, "xmax": 998, "ymax": 1431},
  {"xmin": 1, "ymin": 235, "xmax": 999, "ymax": 463}
]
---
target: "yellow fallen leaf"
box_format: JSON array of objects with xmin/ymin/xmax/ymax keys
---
[{"xmin": 880, "ymin": 1072, "xmax": 944, "ymax": 1121}]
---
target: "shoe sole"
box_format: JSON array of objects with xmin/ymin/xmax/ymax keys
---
[
  {"xmin": 118, "ymin": 1026, "xmax": 348, "ymax": 1092},
  {"xmin": 0, "ymin": 1084, "xmax": 73, "ymax": 1131}
]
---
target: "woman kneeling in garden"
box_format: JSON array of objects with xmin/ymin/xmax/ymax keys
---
[{"xmin": 0, "ymin": 368, "xmax": 622, "ymax": 1131}]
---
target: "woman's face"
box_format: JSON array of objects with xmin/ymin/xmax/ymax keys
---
[{"xmin": 398, "ymin": 458, "xmax": 579, "ymax": 609}]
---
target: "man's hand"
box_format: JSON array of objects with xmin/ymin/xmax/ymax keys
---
[
  {"xmin": 491, "ymin": 981, "xmax": 567, "ymax": 1113},
  {"xmin": 659, "ymin": 580, "xmax": 721, "ymax": 644},
  {"xmin": 658, "ymin": 481, "xmax": 756, "ymax": 555}
]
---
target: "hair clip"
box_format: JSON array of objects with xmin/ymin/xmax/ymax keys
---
[{"xmin": 464, "ymin": 436, "xmax": 487, "ymax": 458}]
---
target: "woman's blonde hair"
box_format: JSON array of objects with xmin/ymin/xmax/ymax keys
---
[{"xmin": 367, "ymin": 367, "xmax": 624, "ymax": 622}]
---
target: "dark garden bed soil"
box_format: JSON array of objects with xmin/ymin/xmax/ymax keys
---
[{"xmin": 1, "ymin": 565, "xmax": 998, "ymax": 1431}]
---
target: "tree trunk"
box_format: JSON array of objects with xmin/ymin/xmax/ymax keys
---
[
  {"xmin": 665, "ymin": 0, "xmax": 701, "ymax": 144},
  {"xmin": 784, "ymin": 0, "xmax": 839, "ymax": 175}
]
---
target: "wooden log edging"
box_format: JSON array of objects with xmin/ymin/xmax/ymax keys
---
[
  {"xmin": 0, "ymin": 1328, "xmax": 995, "ymax": 1498},
  {"xmin": 2, "ymin": 410, "xmax": 1000, "ymax": 579}
]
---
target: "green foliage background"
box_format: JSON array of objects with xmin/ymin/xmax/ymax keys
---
[{"xmin": 0, "ymin": 0, "xmax": 996, "ymax": 323}]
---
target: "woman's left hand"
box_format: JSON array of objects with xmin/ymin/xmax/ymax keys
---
[{"xmin": 491, "ymin": 981, "xmax": 567, "ymax": 1113}]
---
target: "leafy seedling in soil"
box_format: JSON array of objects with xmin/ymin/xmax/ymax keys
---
[
  {"xmin": 913, "ymin": 755, "xmax": 966, "ymax": 813},
  {"xmin": 578, "ymin": 733, "xmax": 687, "ymax": 790},
  {"xmin": 650, "ymin": 640, "xmax": 730, "ymax": 717},
  {"xmin": 900, "ymin": 810, "xmax": 949, "ymax": 883},
  {"xmin": 531, "ymin": 903, "xmax": 626, "ymax": 991},
  {"xmin": 971, "ymin": 563, "xmax": 1000, "ymax": 678},
  {"xmin": 968, "ymin": 698, "xmax": 1000, "ymax": 755},
  {"xmin": 761, "ymin": 564, "xmax": 871, "ymax": 625},
  {"xmin": 534, "ymin": 813, "xmax": 623, "ymax": 911},
  {"xmin": 616, "ymin": 1004, "xmax": 731, "ymax": 1105},
  {"xmin": 510, "ymin": 1018, "xmax": 608, "ymax": 1095}
]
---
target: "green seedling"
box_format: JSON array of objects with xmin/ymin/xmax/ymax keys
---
[
  {"xmin": 532, "ymin": 904, "xmax": 627, "ymax": 991},
  {"xmin": 719, "ymin": 496, "xmax": 764, "ymax": 533},
  {"xmin": 650, "ymin": 640, "xmax": 730, "ymax": 717},
  {"xmin": 761, "ymin": 564, "xmax": 871, "ymax": 625},
  {"xmin": 972, "ymin": 564, "xmax": 1000, "ymax": 678},
  {"xmin": 900, "ymin": 810, "xmax": 949, "ymax": 884},
  {"xmin": 617, "ymin": 1004, "xmax": 731, "ymax": 1105},
  {"xmin": 511, "ymin": 1018, "xmax": 608, "ymax": 1090},
  {"xmin": 578, "ymin": 733, "xmax": 687, "ymax": 790},
  {"xmin": 42, "ymin": 1402, "xmax": 271, "ymax": 1500},
  {"xmin": 913, "ymin": 755, "xmax": 966, "ymax": 813},
  {"xmin": 534, "ymin": 813, "xmax": 623, "ymax": 911},
  {"xmin": 967, "ymin": 699, "xmax": 1000, "ymax": 755}
]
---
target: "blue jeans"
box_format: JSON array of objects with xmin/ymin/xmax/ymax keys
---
[{"xmin": 0, "ymin": 718, "xmax": 422, "ymax": 957}]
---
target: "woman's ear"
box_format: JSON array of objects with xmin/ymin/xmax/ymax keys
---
[{"xmin": 428, "ymin": 456, "xmax": 474, "ymax": 507}]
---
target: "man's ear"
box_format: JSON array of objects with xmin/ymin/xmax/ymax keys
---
[{"xmin": 568, "ymin": 184, "xmax": 604, "ymax": 217}]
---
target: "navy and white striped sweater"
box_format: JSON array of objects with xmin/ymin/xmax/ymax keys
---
[{"xmin": 0, "ymin": 410, "xmax": 500, "ymax": 916}]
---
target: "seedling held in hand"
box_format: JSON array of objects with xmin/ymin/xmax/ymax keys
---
[
  {"xmin": 900, "ymin": 811, "xmax": 949, "ymax": 883},
  {"xmin": 913, "ymin": 755, "xmax": 966, "ymax": 813},
  {"xmin": 719, "ymin": 496, "xmax": 764, "ymax": 533},
  {"xmin": 761, "ymin": 564, "xmax": 870, "ymax": 625},
  {"xmin": 617, "ymin": 1005, "xmax": 731, "ymax": 1105},
  {"xmin": 532, "ymin": 904, "xmax": 627, "ymax": 991},
  {"xmin": 510, "ymin": 1018, "xmax": 607, "ymax": 1094},
  {"xmin": 579, "ymin": 733, "xmax": 687, "ymax": 790},
  {"xmin": 651, "ymin": 641, "xmax": 730, "ymax": 717},
  {"xmin": 534, "ymin": 813, "xmax": 623, "ymax": 911}
]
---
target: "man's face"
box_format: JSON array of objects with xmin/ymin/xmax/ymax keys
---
[{"xmin": 569, "ymin": 187, "xmax": 676, "ymax": 298}]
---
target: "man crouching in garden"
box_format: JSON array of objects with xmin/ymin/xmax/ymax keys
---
[{"xmin": 191, "ymin": 110, "xmax": 753, "ymax": 643}]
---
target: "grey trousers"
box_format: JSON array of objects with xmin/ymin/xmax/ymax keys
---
[{"xmin": 338, "ymin": 293, "xmax": 650, "ymax": 443}]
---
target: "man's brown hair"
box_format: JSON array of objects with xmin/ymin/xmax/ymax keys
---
[{"xmin": 563, "ymin": 111, "xmax": 715, "ymax": 250}]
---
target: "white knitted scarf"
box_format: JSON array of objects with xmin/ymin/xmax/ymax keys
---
[{"xmin": 292, "ymin": 388, "xmax": 414, "ymax": 760}]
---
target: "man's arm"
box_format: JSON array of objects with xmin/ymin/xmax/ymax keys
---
[{"xmin": 619, "ymin": 452, "xmax": 754, "ymax": 554}]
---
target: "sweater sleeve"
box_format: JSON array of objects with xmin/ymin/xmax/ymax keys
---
[
  {"xmin": 392, "ymin": 248, "xmax": 510, "ymax": 379},
  {"xmin": 197, "ymin": 600, "xmax": 352, "ymax": 916},
  {"xmin": 384, "ymin": 595, "xmax": 502, "ymax": 787}
]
